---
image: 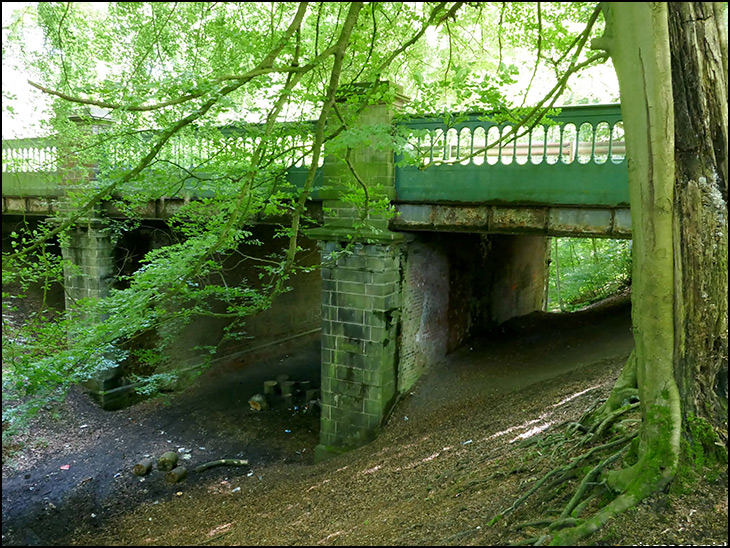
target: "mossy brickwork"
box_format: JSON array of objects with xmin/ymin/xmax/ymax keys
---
[
  {"xmin": 316, "ymin": 242, "xmax": 403, "ymax": 455},
  {"xmin": 61, "ymin": 220, "xmax": 115, "ymax": 311},
  {"xmin": 59, "ymin": 113, "xmax": 128, "ymax": 409},
  {"xmin": 61, "ymin": 219, "xmax": 129, "ymax": 409},
  {"xmin": 311, "ymin": 85, "xmax": 408, "ymax": 460}
]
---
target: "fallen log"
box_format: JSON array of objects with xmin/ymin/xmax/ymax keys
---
[
  {"xmin": 132, "ymin": 458, "xmax": 154, "ymax": 476},
  {"xmin": 165, "ymin": 466, "xmax": 187, "ymax": 483},
  {"xmin": 194, "ymin": 458, "xmax": 250, "ymax": 474},
  {"xmin": 157, "ymin": 451, "xmax": 179, "ymax": 472}
]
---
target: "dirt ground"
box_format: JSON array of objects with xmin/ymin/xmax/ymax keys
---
[{"xmin": 2, "ymin": 292, "xmax": 728, "ymax": 546}]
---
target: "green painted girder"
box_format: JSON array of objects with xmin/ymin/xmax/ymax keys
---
[{"xmin": 396, "ymin": 160, "xmax": 629, "ymax": 206}]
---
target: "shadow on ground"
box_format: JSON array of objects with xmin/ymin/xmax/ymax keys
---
[{"xmin": 3, "ymin": 292, "xmax": 727, "ymax": 546}]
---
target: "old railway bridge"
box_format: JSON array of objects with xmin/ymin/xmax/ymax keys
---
[{"xmin": 2, "ymin": 99, "xmax": 630, "ymax": 460}]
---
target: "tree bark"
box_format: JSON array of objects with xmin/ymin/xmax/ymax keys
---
[
  {"xmin": 194, "ymin": 458, "xmax": 249, "ymax": 474},
  {"xmin": 667, "ymin": 1, "xmax": 728, "ymax": 442},
  {"xmin": 594, "ymin": 1, "xmax": 682, "ymax": 497}
]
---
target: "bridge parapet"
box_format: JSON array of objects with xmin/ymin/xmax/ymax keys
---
[
  {"xmin": 4, "ymin": 104, "xmax": 628, "ymax": 214},
  {"xmin": 396, "ymin": 104, "xmax": 628, "ymax": 206},
  {"xmin": 2, "ymin": 137, "xmax": 59, "ymax": 197},
  {"xmin": 2, "ymin": 121, "xmax": 323, "ymax": 206}
]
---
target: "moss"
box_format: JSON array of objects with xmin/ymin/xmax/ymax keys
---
[
  {"xmin": 624, "ymin": 435, "xmax": 640, "ymax": 466},
  {"xmin": 619, "ymin": 404, "xmax": 679, "ymax": 501},
  {"xmin": 685, "ymin": 412, "xmax": 728, "ymax": 468},
  {"xmin": 671, "ymin": 414, "xmax": 727, "ymax": 495},
  {"xmin": 671, "ymin": 439, "xmax": 699, "ymax": 496}
]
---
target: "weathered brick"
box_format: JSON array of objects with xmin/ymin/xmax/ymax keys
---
[
  {"xmin": 337, "ymin": 307, "xmax": 364, "ymax": 324},
  {"xmin": 341, "ymin": 322, "xmax": 368, "ymax": 340},
  {"xmin": 336, "ymin": 280, "xmax": 367, "ymax": 295}
]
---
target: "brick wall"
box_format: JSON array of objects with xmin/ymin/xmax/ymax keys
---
[{"xmin": 317, "ymin": 241, "xmax": 401, "ymax": 455}]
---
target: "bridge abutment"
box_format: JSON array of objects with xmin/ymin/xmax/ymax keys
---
[
  {"xmin": 315, "ymin": 240, "xmax": 403, "ymax": 458},
  {"xmin": 61, "ymin": 218, "xmax": 129, "ymax": 408}
]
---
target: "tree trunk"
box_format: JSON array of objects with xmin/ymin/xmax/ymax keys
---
[
  {"xmin": 596, "ymin": 1, "xmax": 682, "ymax": 496},
  {"xmin": 667, "ymin": 1, "xmax": 728, "ymax": 444},
  {"xmin": 552, "ymin": 7, "xmax": 727, "ymax": 542}
]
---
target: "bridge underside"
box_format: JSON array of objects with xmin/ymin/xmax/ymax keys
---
[{"xmin": 3, "ymin": 195, "xmax": 631, "ymax": 239}]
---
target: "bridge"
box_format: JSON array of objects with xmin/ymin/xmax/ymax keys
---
[{"xmin": 2, "ymin": 100, "xmax": 630, "ymax": 460}]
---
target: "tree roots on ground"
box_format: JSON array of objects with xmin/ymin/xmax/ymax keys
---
[{"xmin": 486, "ymin": 397, "xmax": 644, "ymax": 546}]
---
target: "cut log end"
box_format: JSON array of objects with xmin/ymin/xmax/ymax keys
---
[
  {"xmin": 165, "ymin": 466, "xmax": 187, "ymax": 483},
  {"xmin": 248, "ymin": 393, "xmax": 269, "ymax": 411},
  {"xmin": 132, "ymin": 458, "xmax": 154, "ymax": 476},
  {"xmin": 158, "ymin": 451, "xmax": 179, "ymax": 472}
]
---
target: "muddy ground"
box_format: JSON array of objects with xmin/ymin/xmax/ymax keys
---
[{"xmin": 2, "ymin": 292, "xmax": 728, "ymax": 546}]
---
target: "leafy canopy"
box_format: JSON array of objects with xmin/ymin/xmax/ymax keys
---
[{"xmin": 2, "ymin": 2, "xmax": 611, "ymax": 429}]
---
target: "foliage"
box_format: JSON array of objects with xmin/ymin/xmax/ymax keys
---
[
  {"xmin": 2, "ymin": 2, "xmax": 610, "ymax": 428},
  {"xmin": 547, "ymin": 237, "xmax": 631, "ymax": 311}
]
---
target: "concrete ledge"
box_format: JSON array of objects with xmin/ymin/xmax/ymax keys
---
[
  {"xmin": 307, "ymin": 226, "xmax": 406, "ymax": 243},
  {"xmin": 392, "ymin": 204, "xmax": 632, "ymax": 238},
  {"xmin": 3, "ymin": 195, "xmax": 323, "ymax": 222}
]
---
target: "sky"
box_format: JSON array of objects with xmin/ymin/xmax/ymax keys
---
[
  {"xmin": 2, "ymin": 2, "xmax": 620, "ymax": 140},
  {"xmin": 2, "ymin": 2, "xmax": 52, "ymax": 138}
]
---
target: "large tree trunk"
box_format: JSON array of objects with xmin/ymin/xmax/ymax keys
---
[
  {"xmin": 552, "ymin": 3, "xmax": 727, "ymax": 543},
  {"xmin": 598, "ymin": 0, "xmax": 682, "ymax": 495},
  {"xmin": 667, "ymin": 1, "xmax": 728, "ymax": 442}
]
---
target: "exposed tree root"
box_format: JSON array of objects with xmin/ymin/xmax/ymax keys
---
[
  {"xmin": 558, "ymin": 445, "xmax": 627, "ymax": 519},
  {"xmin": 484, "ymin": 389, "xmax": 649, "ymax": 547},
  {"xmin": 490, "ymin": 431, "xmax": 637, "ymax": 525},
  {"xmin": 583, "ymin": 351, "xmax": 638, "ymax": 425},
  {"xmin": 579, "ymin": 402, "xmax": 640, "ymax": 446},
  {"xmin": 487, "ymin": 383, "xmax": 690, "ymax": 546}
]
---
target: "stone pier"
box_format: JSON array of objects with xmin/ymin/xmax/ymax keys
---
[{"xmin": 310, "ymin": 84, "xmax": 550, "ymax": 460}]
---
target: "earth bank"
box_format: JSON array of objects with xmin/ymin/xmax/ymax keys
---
[{"xmin": 2, "ymin": 293, "xmax": 727, "ymax": 546}]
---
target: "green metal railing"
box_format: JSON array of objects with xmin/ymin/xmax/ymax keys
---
[
  {"xmin": 3, "ymin": 104, "xmax": 628, "ymax": 207},
  {"xmin": 395, "ymin": 104, "xmax": 629, "ymax": 206},
  {"xmin": 1, "ymin": 137, "xmax": 59, "ymax": 196},
  {"xmin": 2, "ymin": 123, "xmax": 323, "ymax": 198},
  {"xmin": 97, "ymin": 122, "xmax": 324, "ymax": 193}
]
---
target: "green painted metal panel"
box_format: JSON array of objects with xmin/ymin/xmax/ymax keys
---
[
  {"xmin": 396, "ymin": 161, "xmax": 629, "ymax": 206},
  {"xmin": 1, "ymin": 164, "xmax": 321, "ymax": 200},
  {"xmin": 395, "ymin": 104, "xmax": 629, "ymax": 206},
  {"xmin": 1, "ymin": 172, "xmax": 64, "ymax": 197}
]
